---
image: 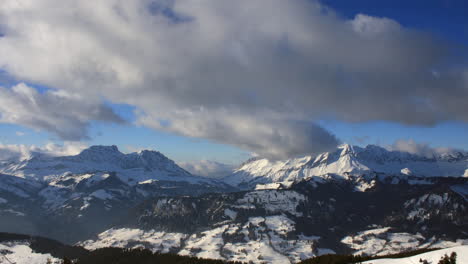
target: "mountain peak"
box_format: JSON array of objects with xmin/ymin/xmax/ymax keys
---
[
  {"xmin": 76, "ymin": 145, "xmax": 124, "ymax": 162},
  {"xmin": 227, "ymin": 143, "xmax": 468, "ymax": 188},
  {"xmin": 80, "ymin": 145, "xmax": 121, "ymax": 155},
  {"xmin": 338, "ymin": 143, "xmax": 355, "ymax": 156},
  {"xmin": 0, "ymin": 144, "xmax": 202, "ymax": 184}
]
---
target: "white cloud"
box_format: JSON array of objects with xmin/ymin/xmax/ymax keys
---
[
  {"xmin": 0, "ymin": 142, "xmax": 87, "ymax": 161},
  {"xmin": 0, "ymin": 144, "xmax": 32, "ymax": 161},
  {"xmin": 39, "ymin": 142, "xmax": 88, "ymax": 157},
  {"xmin": 0, "ymin": 83, "xmax": 124, "ymax": 140},
  {"xmin": 178, "ymin": 160, "xmax": 235, "ymax": 179},
  {"xmin": 388, "ymin": 139, "xmax": 463, "ymax": 158},
  {"xmin": 0, "ymin": 0, "xmax": 466, "ymax": 158},
  {"xmin": 15, "ymin": 131, "xmax": 25, "ymax": 136},
  {"xmin": 350, "ymin": 14, "xmax": 401, "ymax": 37}
]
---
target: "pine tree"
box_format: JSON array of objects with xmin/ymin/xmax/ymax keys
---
[
  {"xmin": 419, "ymin": 258, "xmax": 430, "ymax": 264},
  {"xmin": 437, "ymin": 252, "xmax": 457, "ymax": 264}
]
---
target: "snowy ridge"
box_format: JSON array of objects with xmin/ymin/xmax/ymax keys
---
[
  {"xmin": 362, "ymin": 245, "xmax": 468, "ymax": 264},
  {"xmin": 0, "ymin": 145, "xmax": 207, "ymax": 185},
  {"xmin": 78, "ymin": 179, "xmax": 467, "ymax": 264},
  {"xmin": 0, "ymin": 145, "xmax": 234, "ymax": 243},
  {"xmin": 0, "ymin": 241, "xmax": 61, "ymax": 264},
  {"xmin": 79, "ymin": 215, "xmax": 331, "ymax": 264},
  {"xmin": 224, "ymin": 144, "xmax": 468, "ymax": 189},
  {"xmin": 342, "ymin": 227, "xmax": 468, "ymax": 256},
  {"xmin": 0, "ymin": 146, "xmax": 230, "ymax": 215},
  {"xmin": 80, "ymin": 224, "xmax": 468, "ymax": 264}
]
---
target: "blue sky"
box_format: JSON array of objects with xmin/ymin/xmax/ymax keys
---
[
  {"xmin": 0, "ymin": 0, "xmax": 467, "ymax": 164},
  {"xmin": 323, "ymin": 0, "xmax": 468, "ymax": 45}
]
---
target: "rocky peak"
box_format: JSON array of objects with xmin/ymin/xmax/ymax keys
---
[{"xmin": 339, "ymin": 144, "xmax": 355, "ymax": 157}]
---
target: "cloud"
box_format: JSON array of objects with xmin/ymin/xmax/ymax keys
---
[
  {"xmin": 39, "ymin": 142, "xmax": 89, "ymax": 157},
  {"xmin": 138, "ymin": 111, "xmax": 339, "ymax": 159},
  {"xmin": 388, "ymin": 139, "xmax": 463, "ymax": 158},
  {"xmin": 178, "ymin": 160, "xmax": 235, "ymax": 179},
  {"xmin": 0, "ymin": 83, "xmax": 124, "ymax": 140},
  {"xmin": 15, "ymin": 131, "xmax": 25, "ymax": 136},
  {"xmin": 0, "ymin": 142, "xmax": 87, "ymax": 161},
  {"xmin": 0, "ymin": 144, "xmax": 32, "ymax": 161},
  {"xmin": 0, "ymin": 0, "xmax": 467, "ymax": 158}
]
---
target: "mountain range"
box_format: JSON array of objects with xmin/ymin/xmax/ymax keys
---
[
  {"xmin": 226, "ymin": 144, "xmax": 468, "ymax": 189},
  {"xmin": 0, "ymin": 144, "xmax": 467, "ymax": 263}
]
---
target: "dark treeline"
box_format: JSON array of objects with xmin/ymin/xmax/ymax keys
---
[
  {"xmin": 0, "ymin": 232, "xmax": 457, "ymax": 264},
  {"xmin": 63, "ymin": 247, "xmax": 244, "ymax": 264},
  {"xmin": 298, "ymin": 247, "xmax": 448, "ymax": 264},
  {"xmin": 0, "ymin": 232, "xmax": 243, "ymax": 264}
]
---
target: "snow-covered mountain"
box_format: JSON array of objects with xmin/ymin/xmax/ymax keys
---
[
  {"xmin": 224, "ymin": 144, "xmax": 468, "ymax": 189},
  {"xmin": 79, "ymin": 176, "xmax": 468, "ymax": 263},
  {"xmin": 0, "ymin": 144, "xmax": 467, "ymax": 263},
  {"xmin": 0, "ymin": 145, "xmax": 232, "ymax": 209},
  {"xmin": 0, "ymin": 145, "xmax": 234, "ymax": 242},
  {"xmin": 0, "ymin": 145, "xmax": 205, "ymax": 184}
]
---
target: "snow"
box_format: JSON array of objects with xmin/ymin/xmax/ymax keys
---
[
  {"xmin": 90, "ymin": 189, "xmax": 114, "ymax": 200},
  {"xmin": 1, "ymin": 209, "xmax": 26, "ymax": 216},
  {"xmin": 0, "ymin": 145, "xmax": 218, "ymax": 186},
  {"xmin": 362, "ymin": 245, "xmax": 468, "ymax": 264},
  {"xmin": 223, "ymin": 239, "xmax": 291, "ymax": 264},
  {"xmin": 80, "ymin": 215, "xmax": 327, "ymax": 264},
  {"xmin": 80, "ymin": 197, "xmax": 91, "ymax": 210},
  {"xmin": 354, "ymin": 179, "xmax": 376, "ymax": 192},
  {"xmin": 264, "ymin": 215, "xmax": 295, "ymax": 235},
  {"xmin": 235, "ymin": 190, "xmax": 306, "ymax": 216},
  {"xmin": 0, "ymin": 173, "xmax": 42, "ymax": 198},
  {"xmin": 0, "ymin": 242, "xmax": 61, "ymax": 264},
  {"xmin": 401, "ymin": 168, "xmax": 412, "ymax": 175},
  {"xmin": 224, "ymin": 208, "xmax": 237, "ymax": 220},
  {"xmin": 79, "ymin": 228, "xmax": 186, "ymax": 253},
  {"xmin": 138, "ymin": 179, "xmax": 158, "ymax": 184},
  {"xmin": 341, "ymin": 227, "xmax": 426, "ymax": 256},
  {"xmin": 429, "ymin": 239, "xmax": 468, "ymax": 249},
  {"xmin": 403, "ymin": 193, "xmax": 460, "ymax": 223},
  {"xmin": 342, "ymin": 227, "xmax": 468, "ymax": 257},
  {"xmin": 255, "ymin": 182, "xmax": 294, "ymax": 190},
  {"xmin": 179, "ymin": 226, "xmax": 228, "ymax": 259},
  {"xmin": 38, "ymin": 186, "xmax": 68, "ymax": 209},
  {"xmin": 76, "ymin": 225, "xmax": 468, "ymax": 264},
  {"xmin": 223, "ymin": 144, "xmax": 468, "ymax": 189}
]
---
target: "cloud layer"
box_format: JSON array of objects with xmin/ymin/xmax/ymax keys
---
[
  {"xmin": 0, "ymin": 0, "xmax": 467, "ymax": 158},
  {"xmin": 0, "ymin": 142, "xmax": 87, "ymax": 161},
  {"xmin": 388, "ymin": 139, "xmax": 464, "ymax": 158},
  {"xmin": 0, "ymin": 83, "xmax": 124, "ymax": 140},
  {"xmin": 178, "ymin": 160, "xmax": 235, "ymax": 179}
]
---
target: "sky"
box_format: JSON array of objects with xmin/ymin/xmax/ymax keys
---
[{"xmin": 0, "ymin": 0, "xmax": 467, "ymax": 173}]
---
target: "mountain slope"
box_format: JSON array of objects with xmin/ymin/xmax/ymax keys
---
[
  {"xmin": 0, "ymin": 232, "xmax": 239, "ymax": 264},
  {"xmin": 361, "ymin": 245, "xmax": 468, "ymax": 264},
  {"xmin": 80, "ymin": 176, "xmax": 468, "ymax": 264},
  {"xmin": 0, "ymin": 145, "xmax": 234, "ymax": 243},
  {"xmin": 0, "ymin": 145, "xmax": 206, "ymax": 184},
  {"xmin": 224, "ymin": 144, "xmax": 468, "ymax": 189},
  {"xmin": 1, "ymin": 144, "xmax": 467, "ymax": 263}
]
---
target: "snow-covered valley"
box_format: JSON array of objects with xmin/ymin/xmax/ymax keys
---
[{"xmin": 0, "ymin": 144, "xmax": 467, "ymax": 263}]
